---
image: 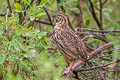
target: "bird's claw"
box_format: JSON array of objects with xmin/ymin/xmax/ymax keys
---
[{"xmin": 63, "ymin": 69, "xmax": 73, "ymax": 78}]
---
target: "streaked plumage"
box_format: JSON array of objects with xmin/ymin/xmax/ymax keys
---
[{"xmin": 52, "ymin": 13, "xmax": 88, "ymax": 74}]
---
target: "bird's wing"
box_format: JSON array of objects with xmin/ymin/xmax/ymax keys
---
[{"xmin": 63, "ymin": 28, "xmax": 88, "ymax": 60}]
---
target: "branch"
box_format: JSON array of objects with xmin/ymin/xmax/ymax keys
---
[
  {"xmin": 77, "ymin": 0, "xmax": 83, "ymax": 28},
  {"xmin": 68, "ymin": 42, "xmax": 113, "ymax": 76},
  {"xmin": 7, "ymin": 0, "xmax": 12, "ymax": 15},
  {"xmin": 88, "ymin": 0, "xmax": 100, "ymax": 28},
  {"xmin": 88, "ymin": 42, "xmax": 113, "ymax": 59},
  {"xmin": 102, "ymin": 0, "xmax": 108, "ymax": 5},
  {"xmin": 81, "ymin": 35, "xmax": 94, "ymax": 41},
  {"xmin": 34, "ymin": 18, "xmax": 54, "ymax": 26},
  {"xmin": 0, "ymin": 13, "xmax": 11, "ymax": 17},
  {"xmin": 81, "ymin": 28, "xmax": 120, "ymax": 33},
  {"xmin": 43, "ymin": 7, "xmax": 54, "ymax": 26},
  {"xmin": 99, "ymin": 0, "xmax": 103, "ymax": 30},
  {"xmin": 76, "ymin": 62, "xmax": 114, "ymax": 71},
  {"xmin": 77, "ymin": 32, "xmax": 111, "ymax": 42},
  {"xmin": 76, "ymin": 58, "xmax": 120, "ymax": 72}
]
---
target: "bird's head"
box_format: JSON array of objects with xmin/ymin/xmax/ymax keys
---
[{"xmin": 53, "ymin": 13, "xmax": 68, "ymax": 24}]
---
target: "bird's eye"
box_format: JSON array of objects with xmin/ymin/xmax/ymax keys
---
[{"xmin": 56, "ymin": 16, "xmax": 61, "ymax": 22}]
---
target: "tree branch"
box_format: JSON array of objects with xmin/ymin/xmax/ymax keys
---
[
  {"xmin": 0, "ymin": 13, "xmax": 11, "ymax": 17},
  {"xmin": 77, "ymin": 0, "xmax": 83, "ymax": 28},
  {"xmin": 102, "ymin": 0, "xmax": 108, "ymax": 5},
  {"xmin": 88, "ymin": 42, "xmax": 113, "ymax": 59},
  {"xmin": 76, "ymin": 58, "xmax": 120, "ymax": 72},
  {"xmin": 76, "ymin": 62, "xmax": 113, "ymax": 71},
  {"xmin": 34, "ymin": 18, "xmax": 54, "ymax": 26},
  {"xmin": 81, "ymin": 28, "xmax": 120, "ymax": 33},
  {"xmin": 43, "ymin": 7, "xmax": 54, "ymax": 26},
  {"xmin": 99, "ymin": 0, "xmax": 103, "ymax": 30},
  {"xmin": 88, "ymin": 0, "xmax": 100, "ymax": 28},
  {"xmin": 6, "ymin": 0, "xmax": 12, "ymax": 15}
]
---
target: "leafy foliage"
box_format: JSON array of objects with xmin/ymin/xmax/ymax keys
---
[{"xmin": 0, "ymin": 0, "xmax": 120, "ymax": 80}]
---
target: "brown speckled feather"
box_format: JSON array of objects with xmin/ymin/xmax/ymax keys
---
[{"xmin": 52, "ymin": 13, "xmax": 88, "ymax": 63}]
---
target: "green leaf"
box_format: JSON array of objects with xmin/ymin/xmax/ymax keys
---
[
  {"xmin": 72, "ymin": 0, "xmax": 78, "ymax": 6},
  {"xmin": 3, "ymin": 41, "xmax": 9, "ymax": 47},
  {"xmin": 37, "ymin": 44, "xmax": 44, "ymax": 52},
  {"xmin": 40, "ymin": 0, "xmax": 49, "ymax": 6},
  {"xmin": 15, "ymin": 3, "xmax": 22, "ymax": 12},
  {"xmin": 39, "ymin": 32, "xmax": 47, "ymax": 36},
  {"xmin": 84, "ymin": 18, "xmax": 91, "ymax": 26},
  {"xmin": 107, "ymin": 35, "xmax": 115, "ymax": 41},
  {"xmin": 66, "ymin": 9, "xmax": 71, "ymax": 15},
  {"xmin": 23, "ymin": 0, "xmax": 30, "ymax": 5},
  {"xmin": 103, "ymin": 8, "xmax": 112, "ymax": 17},
  {"xmin": 8, "ymin": 55, "xmax": 18, "ymax": 61},
  {"xmin": 38, "ymin": 32, "xmax": 47, "ymax": 39},
  {"xmin": 70, "ymin": 8, "xmax": 80, "ymax": 13},
  {"xmin": 58, "ymin": 0, "xmax": 66, "ymax": 6},
  {"xmin": 0, "ymin": 54, "xmax": 5, "ymax": 64},
  {"xmin": 36, "ymin": 12, "xmax": 46, "ymax": 18},
  {"xmin": 112, "ymin": 42, "xmax": 120, "ymax": 61},
  {"xmin": 13, "ymin": 13, "xmax": 19, "ymax": 23},
  {"xmin": 30, "ymin": 16, "xmax": 35, "ymax": 21}
]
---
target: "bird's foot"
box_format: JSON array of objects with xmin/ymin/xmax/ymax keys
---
[{"xmin": 63, "ymin": 68, "xmax": 73, "ymax": 78}]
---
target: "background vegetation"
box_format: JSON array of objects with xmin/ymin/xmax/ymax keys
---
[{"xmin": 0, "ymin": 0, "xmax": 120, "ymax": 80}]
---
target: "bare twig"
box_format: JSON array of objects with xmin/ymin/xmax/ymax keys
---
[
  {"xmin": 76, "ymin": 62, "xmax": 114, "ymax": 71},
  {"xmin": 65, "ymin": 42, "xmax": 113, "ymax": 78},
  {"xmin": 88, "ymin": 42, "xmax": 113, "ymax": 59},
  {"xmin": 77, "ymin": 0, "xmax": 83, "ymax": 28},
  {"xmin": 81, "ymin": 28, "xmax": 120, "ymax": 33},
  {"xmin": 34, "ymin": 18, "xmax": 54, "ymax": 26},
  {"xmin": 72, "ymin": 42, "xmax": 113, "ymax": 71},
  {"xmin": 6, "ymin": 0, "xmax": 12, "ymax": 15},
  {"xmin": 88, "ymin": 0, "xmax": 100, "ymax": 28},
  {"xmin": 0, "ymin": 13, "xmax": 11, "ymax": 17},
  {"xmin": 102, "ymin": 48, "xmax": 120, "ymax": 54},
  {"xmin": 43, "ymin": 7, "xmax": 54, "ymax": 26},
  {"xmin": 81, "ymin": 35, "xmax": 94, "ymax": 41},
  {"xmin": 76, "ymin": 58, "xmax": 120, "ymax": 72},
  {"xmin": 102, "ymin": 0, "xmax": 108, "ymax": 5},
  {"xmin": 99, "ymin": 0, "xmax": 103, "ymax": 30}
]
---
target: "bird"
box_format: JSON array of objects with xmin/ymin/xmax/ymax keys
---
[{"xmin": 52, "ymin": 12, "xmax": 88, "ymax": 77}]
